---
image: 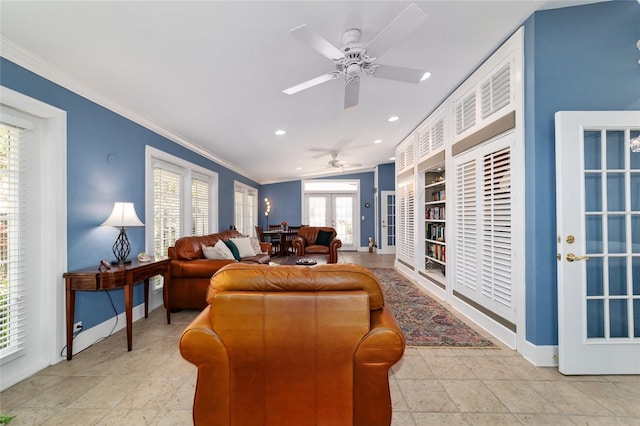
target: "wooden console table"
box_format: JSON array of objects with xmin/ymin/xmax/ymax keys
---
[{"xmin": 63, "ymin": 258, "xmax": 170, "ymax": 360}]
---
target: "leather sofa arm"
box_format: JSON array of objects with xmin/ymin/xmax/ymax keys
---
[
  {"xmin": 292, "ymin": 236, "xmax": 306, "ymax": 256},
  {"xmin": 259, "ymin": 241, "xmax": 273, "ymax": 256},
  {"xmin": 353, "ymin": 307, "xmax": 405, "ymax": 426},
  {"xmin": 328, "ymin": 238, "xmax": 342, "ymax": 263},
  {"xmin": 180, "ymin": 307, "xmax": 231, "ymax": 425}
]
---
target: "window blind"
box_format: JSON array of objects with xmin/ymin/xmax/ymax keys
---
[
  {"xmin": 0, "ymin": 123, "xmax": 26, "ymax": 360},
  {"xmin": 153, "ymin": 167, "xmax": 182, "ymax": 262},
  {"xmin": 191, "ymin": 178, "xmax": 209, "ymax": 236}
]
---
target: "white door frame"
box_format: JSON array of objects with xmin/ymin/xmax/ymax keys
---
[
  {"xmin": 556, "ymin": 110, "xmax": 640, "ymax": 375},
  {"xmin": 379, "ymin": 190, "xmax": 396, "ymax": 254},
  {"xmin": 0, "ymin": 86, "xmax": 67, "ymax": 390}
]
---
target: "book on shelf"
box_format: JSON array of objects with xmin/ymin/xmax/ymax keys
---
[
  {"xmin": 431, "ymin": 189, "xmax": 446, "ymax": 202},
  {"xmin": 427, "ymin": 223, "xmax": 445, "ymax": 242},
  {"xmin": 425, "ymin": 206, "xmax": 446, "ymax": 220}
]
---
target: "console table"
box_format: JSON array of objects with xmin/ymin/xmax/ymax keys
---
[{"xmin": 63, "ymin": 258, "xmax": 170, "ymax": 360}]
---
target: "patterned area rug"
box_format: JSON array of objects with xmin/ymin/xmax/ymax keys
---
[{"xmin": 369, "ymin": 268, "xmax": 494, "ymax": 347}]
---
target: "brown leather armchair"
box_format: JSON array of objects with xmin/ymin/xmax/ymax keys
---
[
  {"xmin": 292, "ymin": 226, "xmax": 342, "ymax": 263},
  {"xmin": 180, "ymin": 263, "xmax": 405, "ymax": 426}
]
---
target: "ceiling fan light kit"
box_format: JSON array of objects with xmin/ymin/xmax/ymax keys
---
[{"xmin": 283, "ymin": 3, "xmax": 429, "ymax": 109}]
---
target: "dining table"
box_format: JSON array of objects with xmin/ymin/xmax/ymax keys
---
[{"xmin": 261, "ymin": 229, "xmax": 299, "ymax": 256}]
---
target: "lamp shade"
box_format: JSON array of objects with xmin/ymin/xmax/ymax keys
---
[{"xmin": 101, "ymin": 202, "xmax": 144, "ymax": 228}]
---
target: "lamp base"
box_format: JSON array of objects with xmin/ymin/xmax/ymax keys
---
[{"xmin": 111, "ymin": 259, "xmax": 132, "ymax": 266}]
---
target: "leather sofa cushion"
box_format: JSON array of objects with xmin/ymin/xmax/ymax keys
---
[
  {"xmin": 304, "ymin": 244, "xmax": 330, "ymax": 254},
  {"xmin": 208, "ymin": 263, "xmax": 385, "ymax": 310}
]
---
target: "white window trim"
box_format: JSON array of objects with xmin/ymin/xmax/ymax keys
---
[
  {"xmin": 234, "ymin": 181, "xmax": 258, "ymax": 236},
  {"xmin": 0, "ymin": 86, "xmax": 67, "ymax": 388},
  {"xmin": 145, "ymin": 146, "xmax": 218, "ymax": 296}
]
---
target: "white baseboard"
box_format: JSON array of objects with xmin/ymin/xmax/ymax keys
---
[
  {"xmin": 63, "ymin": 303, "xmax": 148, "ymax": 360},
  {"xmin": 522, "ymin": 340, "xmax": 559, "ymax": 367}
]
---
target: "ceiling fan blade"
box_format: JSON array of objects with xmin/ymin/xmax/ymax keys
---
[
  {"xmin": 373, "ymin": 64, "xmax": 429, "ymax": 84},
  {"xmin": 283, "ymin": 73, "xmax": 337, "ymax": 95},
  {"xmin": 290, "ymin": 24, "xmax": 345, "ymax": 61},
  {"xmin": 344, "ymin": 78, "xmax": 360, "ymax": 109},
  {"xmin": 365, "ymin": 3, "xmax": 428, "ymax": 58}
]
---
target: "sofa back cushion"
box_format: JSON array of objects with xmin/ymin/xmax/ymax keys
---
[
  {"xmin": 296, "ymin": 226, "xmax": 337, "ymax": 246},
  {"xmin": 173, "ymin": 230, "xmax": 243, "ymax": 260}
]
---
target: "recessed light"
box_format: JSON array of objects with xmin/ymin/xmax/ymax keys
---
[
  {"xmin": 373, "ymin": 139, "xmax": 382, "ymax": 144},
  {"xmin": 275, "ymin": 129, "xmax": 286, "ymax": 136},
  {"xmin": 388, "ymin": 116, "xmax": 399, "ymax": 122},
  {"xmin": 420, "ymin": 72, "xmax": 431, "ymax": 81},
  {"xmin": 296, "ymin": 167, "xmax": 302, "ymax": 170},
  {"xmin": 389, "ymin": 156, "xmax": 396, "ymax": 161}
]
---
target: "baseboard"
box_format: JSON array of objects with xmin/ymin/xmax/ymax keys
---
[
  {"xmin": 62, "ymin": 303, "xmax": 148, "ymax": 360},
  {"xmin": 521, "ymin": 340, "xmax": 559, "ymax": 367}
]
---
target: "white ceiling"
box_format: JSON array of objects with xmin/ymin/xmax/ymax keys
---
[{"xmin": 0, "ymin": 1, "xmax": 599, "ymax": 184}]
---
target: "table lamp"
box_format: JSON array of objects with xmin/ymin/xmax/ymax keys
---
[{"xmin": 101, "ymin": 202, "xmax": 145, "ymax": 264}]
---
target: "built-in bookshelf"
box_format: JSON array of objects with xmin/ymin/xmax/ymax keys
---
[{"xmin": 424, "ymin": 169, "xmax": 446, "ymax": 279}]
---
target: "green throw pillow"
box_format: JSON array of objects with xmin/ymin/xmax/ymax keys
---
[
  {"xmin": 316, "ymin": 230, "xmax": 333, "ymax": 247},
  {"xmin": 223, "ymin": 240, "xmax": 241, "ymax": 260}
]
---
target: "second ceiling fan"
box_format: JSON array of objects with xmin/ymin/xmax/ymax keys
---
[{"xmin": 283, "ymin": 3, "xmax": 430, "ymax": 109}]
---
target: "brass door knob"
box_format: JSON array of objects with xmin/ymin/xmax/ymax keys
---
[{"xmin": 566, "ymin": 253, "xmax": 589, "ymax": 262}]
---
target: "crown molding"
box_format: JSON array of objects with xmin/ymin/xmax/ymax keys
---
[{"xmin": 0, "ymin": 36, "xmax": 259, "ymax": 183}]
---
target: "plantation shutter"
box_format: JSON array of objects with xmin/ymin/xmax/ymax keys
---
[
  {"xmin": 191, "ymin": 177, "xmax": 209, "ymax": 236},
  {"xmin": 397, "ymin": 178, "xmax": 415, "ymax": 265},
  {"xmin": 481, "ymin": 63, "xmax": 511, "ymax": 120},
  {"xmin": 481, "ymin": 147, "xmax": 512, "ymax": 313},
  {"xmin": 453, "ymin": 137, "xmax": 514, "ymax": 322},
  {"xmin": 0, "ymin": 122, "xmax": 26, "ymax": 360},
  {"xmin": 455, "ymin": 158, "xmax": 478, "ymax": 292},
  {"xmin": 153, "ymin": 165, "xmax": 182, "ymax": 287}
]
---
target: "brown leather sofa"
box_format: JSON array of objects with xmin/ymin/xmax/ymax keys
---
[
  {"xmin": 180, "ymin": 263, "xmax": 405, "ymax": 426},
  {"xmin": 165, "ymin": 230, "xmax": 271, "ymax": 323},
  {"xmin": 292, "ymin": 226, "xmax": 342, "ymax": 263}
]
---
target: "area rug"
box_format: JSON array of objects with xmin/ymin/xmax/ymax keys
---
[{"xmin": 369, "ymin": 268, "xmax": 494, "ymax": 347}]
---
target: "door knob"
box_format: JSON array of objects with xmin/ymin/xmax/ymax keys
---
[{"xmin": 566, "ymin": 253, "xmax": 589, "ymax": 262}]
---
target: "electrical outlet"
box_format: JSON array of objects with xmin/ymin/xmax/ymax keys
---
[{"xmin": 73, "ymin": 321, "xmax": 82, "ymax": 332}]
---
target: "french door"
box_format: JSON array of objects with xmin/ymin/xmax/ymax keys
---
[
  {"xmin": 556, "ymin": 111, "xmax": 640, "ymax": 374},
  {"xmin": 304, "ymin": 193, "xmax": 356, "ymax": 251},
  {"xmin": 379, "ymin": 191, "xmax": 396, "ymax": 254}
]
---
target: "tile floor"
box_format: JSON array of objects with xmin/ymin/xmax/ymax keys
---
[{"xmin": 1, "ymin": 253, "xmax": 639, "ymax": 425}]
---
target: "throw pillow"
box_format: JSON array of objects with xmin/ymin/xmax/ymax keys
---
[
  {"xmin": 316, "ymin": 230, "xmax": 333, "ymax": 247},
  {"xmin": 230, "ymin": 237, "xmax": 256, "ymax": 259},
  {"xmin": 223, "ymin": 240, "xmax": 241, "ymax": 261},
  {"xmin": 202, "ymin": 240, "xmax": 235, "ymax": 260},
  {"xmin": 249, "ymin": 237, "xmax": 263, "ymax": 255}
]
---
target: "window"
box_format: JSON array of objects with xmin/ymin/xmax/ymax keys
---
[
  {"xmin": 234, "ymin": 182, "xmax": 257, "ymax": 236},
  {"xmin": 146, "ymin": 147, "xmax": 218, "ymax": 289},
  {"xmin": 0, "ymin": 122, "xmax": 24, "ymax": 360}
]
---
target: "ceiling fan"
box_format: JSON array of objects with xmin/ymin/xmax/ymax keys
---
[
  {"xmin": 326, "ymin": 153, "xmax": 362, "ymax": 169},
  {"xmin": 283, "ymin": 3, "xmax": 430, "ymax": 109}
]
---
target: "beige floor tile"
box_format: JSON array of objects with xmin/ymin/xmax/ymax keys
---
[
  {"xmin": 526, "ymin": 380, "xmax": 612, "ymax": 416},
  {"xmin": 43, "ymin": 407, "xmax": 110, "ymax": 425},
  {"xmin": 412, "ymin": 412, "xmax": 466, "ymax": 425},
  {"xmin": 569, "ymin": 381, "xmax": 640, "ymax": 417},
  {"xmin": 569, "ymin": 415, "xmax": 640, "ymax": 425},
  {"xmin": 94, "ymin": 408, "xmax": 158, "ymax": 425},
  {"xmin": 152, "ymin": 408, "xmax": 193, "ymax": 426},
  {"xmin": 0, "ymin": 374, "xmax": 67, "ymax": 410},
  {"xmin": 484, "ymin": 379, "xmax": 561, "ymax": 414},
  {"xmin": 391, "ymin": 411, "xmax": 416, "ymax": 426},
  {"xmin": 68, "ymin": 375, "xmax": 139, "ymax": 409},
  {"xmin": 460, "ymin": 412, "xmax": 525, "ymax": 425},
  {"xmin": 18, "ymin": 375, "xmax": 106, "ymax": 408},
  {"xmin": 114, "ymin": 377, "xmax": 184, "ymax": 410},
  {"xmin": 440, "ymin": 379, "xmax": 509, "ymax": 413},
  {"xmin": 461, "ymin": 355, "xmax": 522, "ymax": 380},
  {"xmin": 392, "ymin": 355, "xmax": 435, "ymax": 379},
  {"xmin": 396, "ymin": 379, "xmax": 459, "ymax": 412},
  {"xmin": 516, "ymin": 414, "xmax": 578, "ymax": 425},
  {"xmin": 423, "ymin": 356, "xmax": 478, "ymax": 380},
  {"xmin": 1, "ymin": 407, "xmax": 60, "ymax": 425},
  {"xmin": 389, "ymin": 376, "xmax": 410, "ymax": 412}
]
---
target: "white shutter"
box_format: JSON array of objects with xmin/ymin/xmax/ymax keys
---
[
  {"xmin": 0, "ymin": 123, "xmax": 26, "ymax": 360},
  {"xmin": 455, "ymin": 92, "xmax": 477, "ymax": 135},
  {"xmin": 481, "ymin": 147, "xmax": 512, "ymax": 310},
  {"xmin": 455, "ymin": 159, "xmax": 478, "ymax": 291},
  {"xmin": 191, "ymin": 177, "xmax": 209, "ymax": 236},
  {"xmin": 417, "ymin": 126, "xmax": 430, "ymax": 158},
  {"xmin": 153, "ymin": 167, "xmax": 182, "ymax": 260},
  {"xmin": 481, "ymin": 63, "xmax": 511, "ymax": 120},
  {"xmin": 453, "ymin": 138, "xmax": 514, "ymax": 322},
  {"xmin": 397, "ymin": 179, "xmax": 415, "ymax": 264},
  {"xmin": 431, "ymin": 119, "xmax": 445, "ymax": 152}
]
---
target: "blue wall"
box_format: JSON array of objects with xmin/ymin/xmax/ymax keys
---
[
  {"xmin": 0, "ymin": 57, "xmax": 261, "ymax": 331},
  {"xmin": 524, "ymin": 1, "xmax": 640, "ymax": 345},
  {"xmin": 261, "ymin": 171, "xmax": 378, "ymax": 247}
]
